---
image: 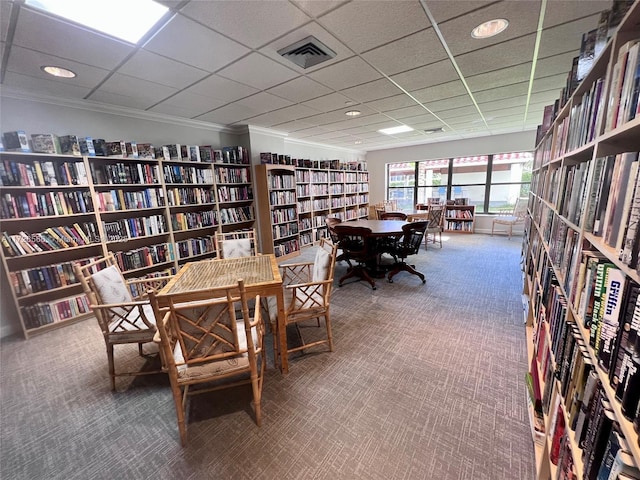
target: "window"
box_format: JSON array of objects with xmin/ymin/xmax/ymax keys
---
[{"xmin": 386, "ymin": 151, "xmax": 532, "ymax": 213}]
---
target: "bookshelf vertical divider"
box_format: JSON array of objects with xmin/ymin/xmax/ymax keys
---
[{"xmin": 524, "ymin": 2, "xmax": 640, "ymax": 479}]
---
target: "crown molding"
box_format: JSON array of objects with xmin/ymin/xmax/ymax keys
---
[{"xmin": 0, "ymin": 88, "xmax": 240, "ymax": 134}]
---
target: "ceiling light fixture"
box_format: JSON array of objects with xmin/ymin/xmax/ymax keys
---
[
  {"xmin": 378, "ymin": 125, "xmax": 414, "ymax": 135},
  {"xmin": 471, "ymin": 19, "xmax": 509, "ymax": 39},
  {"xmin": 41, "ymin": 66, "xmax": 76, "ymax": 78},
  {"xmin": 25, "ymin": 0, "xmax": 169, "ymax": 44},
  {"xmin": 424, "ymin": 127, "xmax": 444, "ymax": 134},
  {"xmin": 354, "ymin": 140, "xmax": 363, "ymax": 145},
  {"xmin": 345, "ymin": 110, "xmax": 361, "ymax": 117}
]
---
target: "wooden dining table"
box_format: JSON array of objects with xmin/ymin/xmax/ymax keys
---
[
  {"xmin": 341, "ymin": 219, "xmax": 408, "ymax": 236},
  {"xmin": 154, "ymin": 254, "xmax": 291, "ymax": 374}
]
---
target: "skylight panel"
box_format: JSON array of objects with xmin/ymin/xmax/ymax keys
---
[{"xmin": 25, "ymin": 0, "xmax": 169, "ymax": 44}]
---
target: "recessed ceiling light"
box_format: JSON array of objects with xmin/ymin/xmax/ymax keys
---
[
  {"xmin": 378, "ymin": 125, "xmax": 414, "ymax": 135},
  {"xmin": 471, "ymin": 19, "xmax": 509, "ymax": 39},
  {"xmin": 424, "ymin": 127, "xmax": 444, "ymax": 134},
  {"xmin": 25, "ymin": 0, "xmax": 169, "ymax": 44},
  {"xmin": 345, "ymin": 110, "xmax": 361, "ymax": 117},
  {"xmin": 354, "ymin": 140, "xmax": 363, "ymax": 145},
  {"xmin": 41, "ymin": 66, "xmax": 76, "ymax": 78}
]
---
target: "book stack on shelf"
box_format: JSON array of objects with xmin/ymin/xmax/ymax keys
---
[
  {"xmin": 0, "ymin": 135, "xmax": 254, "ymax": 339},
  {"xmin": 524, "ymin": 2, "xmax": 640, "ymax": 479}
]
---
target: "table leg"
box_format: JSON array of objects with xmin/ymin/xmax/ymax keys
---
[{"xmin": 276, "ymin": 291, "xmax": 288, "ymax": 374}]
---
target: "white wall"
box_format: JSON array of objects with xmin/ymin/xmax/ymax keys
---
[{"xmin": 365, "ymin": 131, "xmax": 536, "ymax": 205}]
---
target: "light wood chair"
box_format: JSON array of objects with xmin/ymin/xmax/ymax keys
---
[
  {"xmin": 149, "ymin": 279, "xmax": 264, "ymax": 446},
  {"xmin": 491, "ymin": 197, "xmax": 528, "ymax": 240},
  {"xmin": 215, "ymin": 228, "xmax": 258, "ymax": 258},
  {"xmin": 268, "ymin": 238, "xmax": 338, "ymax": 362},
  {"xmin": 73, "ymin": 254, "xmax": 173, "ymax": 390},
  {"xmin": 425, "ymin": 205, "xmax": 444, "ymax": 249}
]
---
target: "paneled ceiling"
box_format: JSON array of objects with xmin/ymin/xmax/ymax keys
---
[{"xmin": 0, "ymin": 0, "xmax": 611, "ymax": 151}]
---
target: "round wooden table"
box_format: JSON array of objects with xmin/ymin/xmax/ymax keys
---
[{"xmin": 341, "ymin": 219, "xmax": 407, "ymax": 236}]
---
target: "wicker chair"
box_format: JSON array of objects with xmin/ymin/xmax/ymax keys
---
[
  {"xmin": 149, "ymin": 280, "xmax": 264, "ymax": 446},
  {"xmin": 491, "ymin": 197, "xmax": 528, "ymax": 240},
  {"xmin": 386, "ymin": 221, "xmax": 428, "ymax": 284},
  {"xmin": 425, "ymin": 205, "xmax": 444, "ymax": 249},
  {"xmin": 215, "ymin": 228, "xmax": 258, "ymax": 258},
  {"xmin": 73, "ymin": 254, "xmax": 173, "ymax": 390}
]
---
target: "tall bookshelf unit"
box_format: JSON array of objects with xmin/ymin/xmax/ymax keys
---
[
  {"xmin": 254, "ymin": 164, "xmax": 300, "ymax": 260},
  {"xmin": 444, "ymin": 204, "xmax": 475, "ymax": 233},
  {"xmin": 0, "ymin": 145, "xmax": 254, "ymax": 339},
  {"xmin": 523, "ymin": 2, "xmax": 640, "ymax": 479}
]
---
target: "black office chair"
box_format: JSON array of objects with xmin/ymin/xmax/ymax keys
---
[
  {"xmin": 386, "ymin": 220, "xmax": 428, "ymax": 284},
  {"xmin": 379, "ymin": 212, "xmax": 407, "ymax": 221},
  {"xmin": 333, "ymin": 225, "xmax": 377, "ymax": 290}
]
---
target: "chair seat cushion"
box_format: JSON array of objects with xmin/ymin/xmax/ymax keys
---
[{"xmin": 493, "ymin": 216, "xmax": 517, "ymax": 223}]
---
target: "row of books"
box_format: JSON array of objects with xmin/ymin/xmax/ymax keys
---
[
  {"xmin": 444, "ymin": 209, "xmax": 473, "ymax": 219},
  {"xmin": 20, "ymin": 293, "xmax": 90, "ymax": 330},
  {"xmin": 0, "ymin": 157, "xmax": 88, "ymax": 187},
  {"xmin": 214, "ymin": 166, "xmax": 250, "ymax": 184},
  {"xmin": 96, "ymin": 188, "xmax": 165, "ymax": 212},
  {"xmin": 219, "ymin": 206, "xmax": 253, "ymax": 225},
  {"xmin": 102, "ymin": 215, "xmax": 167, "ymax": 241},
  {"xmin": 216, "ymin": 185, "xmax": 252, "ymax": 203},
  {"xmin": 176, "ymin": 236, "xmax": 215, "ymax": 260},
  {"xmin": 271, "ymin": 207, "xmax": 297, "ymax": 225},
  {"xmin": 267, "ymin": 173, "xmax": 296, "ymax": 190},
  {"xmin": 444, "ymin": 221, "xmax": 474, "ymax": 232},
  {"xmin": 1, "ymin": 131, "xmax": 249, "ymax": 165},
  {"xmin": 605, "ymin": 39, "xmax": 640, "ymax": 133},
  {"xmin": 162, "ymin": 165, "xmax": 213, "ymax": 185},
  {"xmin": 166, "ymin": 187, "xmax": 214, "ymax": 207},
  {"xmin": 1, "ymin": 189, "xmax": 94, "ymax": 219},
  {"xmin": 171, "ymin": 210, "xmax": 217, "ymax": 231},
  {"xmin": 9, "ymin": 257, "xmax": 98, "ymax": 297},
  {"xmin": 90, "ymin": 162, "xmax": 160, "ymax": 185},
  {"xmin": 272, "ymin": 221, "xmax": 299, "ymax": 240},
  {"xmin": 1, "ymin": 223, "xmax": 98, "ymax": 256},
  {"xmin": 269, "ymin": 190, "xmax": 296, "ymax": 206},
  {"xmin": 259, "ymin": 152, "xmax": 368, "ymax": 171},
  {"xmin": 112, "ymin": 242, "xmax": 175, "ymax": 272},
  {"xmin": 273, "ymin": 238, "xmax": 300, "ymax": 258}
]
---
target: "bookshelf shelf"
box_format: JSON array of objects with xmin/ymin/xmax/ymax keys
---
[
  {"xmin": 1, "ymin": 144, "xmax": 255, "ymax": 339},
  {"xmin": 444, "ymin": 204, "xmax": 475, "ymax": 233},
  {"xmin": 524, "ymin": 2, "xmax": 640, "ymax": 479}
]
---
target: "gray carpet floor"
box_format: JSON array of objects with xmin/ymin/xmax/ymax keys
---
[{"xmin": 0, "ymin": 233, "xmax": 535, "ymax": 480}]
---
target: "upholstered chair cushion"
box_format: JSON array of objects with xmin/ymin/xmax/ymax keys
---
[
  {"xmin": 91, "ymin": 265, "xmax": 132, "ymax": 304},
  {"xmin": 221, "ymin": 238, "xmax": 252, "ymax": 259}
]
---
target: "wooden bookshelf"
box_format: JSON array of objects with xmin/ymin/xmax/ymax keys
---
[
  {"xmin": 0, "ymin": 144, "xmax": 254, "ymax": 339},
  {"xmin": 523, "ymin": 2, "xmax": 640, "ymax": 479},
  {"xmin": 443, "ymin": 204, "xmax": 475, "ymax": 233}
]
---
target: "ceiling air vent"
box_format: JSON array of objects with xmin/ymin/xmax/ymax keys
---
[{"xmin": 278, "ymin": 36, "xmax": 336, "ymax": 69}]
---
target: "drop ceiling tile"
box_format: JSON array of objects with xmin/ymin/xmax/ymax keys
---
[
  {"xmin": 89, "ymin": 90, "xmax": 158, "ymax": 111},
  {"xmin": 267, "ymin": 77, "xmax": 333, "ymax": 103},
  {"xmin": 182, "ymin": 1, "xmax": 311, "ymax": 49},
  {"xmin": 307, "ymin": 56, "xmax": 383, "ymax": 90},
  {"xmin": 1, "ymin": 1, "xmax": 12, "ymax": 42},
  {"xmin": 465, "ymin": 63, "xmax": 533, "ymax": 91},
  {"xmin": 272, "ymin": 103, "xmax": 324, "ymax": 120},
  {"xmin": 149, "ymin": 91, "xmax": 228, "ymax": 118},
  {"xmin": 291, "ymin": 0, "xmax": 348, "ymax": 18},
  {"xmin": 390, "ymin": 59, "xmax": 458, "ymax": 92},
  {"xmin": 243, "ymin": 111, "xmax": 292, "ymax": 128},
  {"xmin": 362, "ymin": 28, "xmax": 447, "ymax": 76},
  {"xmin": 478, "ymin": 97, "xmax": 527, "ymax": 112},
  {"xmin": 327, "ymin": 113, "xmax": 391, "ymax": 129},
  {"xmin": 534, "ymin": 51, "xmax": 578, "ymax": 79},
  {"xmin": 425, "ymin": 1, "xmax": 495, "ymax": 24},
  {"xmin": 384, "ymin": 105, "xmax": 431, "ymax": 120},
  {"xmin": 259, "ymin": 22, "xmax": 352, "ymax": 73},
  {"xmin": 217, "ymin": 53, "xmax": 299, "ymax": 90},
  {"xmin": 532, "ymin": 73, "xmax": 566, "ymax": 93},
  {"xmin": 270, "ymin": 119, "xmax": 317, "ymax": 131},
  {"xmin": 530, "ymin": 90, "xmax": 562, "ymax": 105},
  {"xmin": 410, "ymin": 80, "xmax": 468, "ymax": 103},
  {"xmin": 196, "ymin": 103, "xmax": 258, "ymax": 125},
  {"xmin": 92, "ymin": 73, "xmax": 178, "ymax": 109},
  {"xmin": 543, "ymin": 1, "xmax": 611, "ymax": 29},
  {"xmin": 456, "ymin": 34, "xmax": 536, "ymax": 77},
  {"xmin": 482, "ymin": 107, "xmax": 527, "ymax": 119},
  {"xmin": 236, "ymin": 92, "xmax": 293, "ymax": 113},
  {"xmin": 119, "ymin": 49, "xmax": 208, "ymax": 89},
  {"xmin": 144, "ymin": 14, "xmax": 250, "ymax": 72},
  {"xmin": 6, "ymin": 45, "xmax": 110, "ymax": 88},
  {"xmin": 421, "ymin": 94, "xmax": 473, "ymax": 112},
  {"xmin": 187, "ymin": 74, "xmax": 259, "ymax": 102},
  {"xmin": 319, "ymin": 0, "xmax": 430, "ymax": 53},
  {"xmin": 363, "ymin": 94, "xmax": 418, "ymax": 112},
  {"xmin": 302, "ymin": 92, "xmax": 358, "ymax": 112},
  {"xmin": 2, "ymin": 71, "xmax": 91, "ymax": 99},
  {"xmin": 472, "ymin": 83, "xmax": 529, "ymax": 103},
  {"xmin": 294, "ymin": 110, "xmax": 349, "ymax": 125},
  {"xmin": 290, "ymin": 126, "xmax": 336, "ymax": 137},
  {"xmin": 434, "ymin": 105, "xmax": 479, "ymax": 119},
  {"xmin": 13, "ymin": 8, "xmax": 133, "ymax": 69},
  {"xmin": 398, "ymin": 114, "xmax": 441, "ymax": 127},
  {"xmin": 339, "ymin": 78, "xmax": 404, "ymax": 104},
  {"xmin": 538, "ymin": 14, "xmax": 602, "ymax": 58},
  {"xmin": 341, "ymin": 122, "xmax": 391, "ymax": 135}
]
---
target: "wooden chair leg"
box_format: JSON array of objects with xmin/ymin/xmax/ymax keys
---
[
  {"xmin": 107, "ymin": 344, "xmax": 116, "ymax": 391},
  {"xmin": 170, "ymin": 384, "xmax": 188, "ymax": 446},
  {"xmin": 325, "ymin": 314, "xmax": 334, "ymax": 352},
  {"xmin": 250, "ymin": 371, "xmax": 262, "ymax": 427}
]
